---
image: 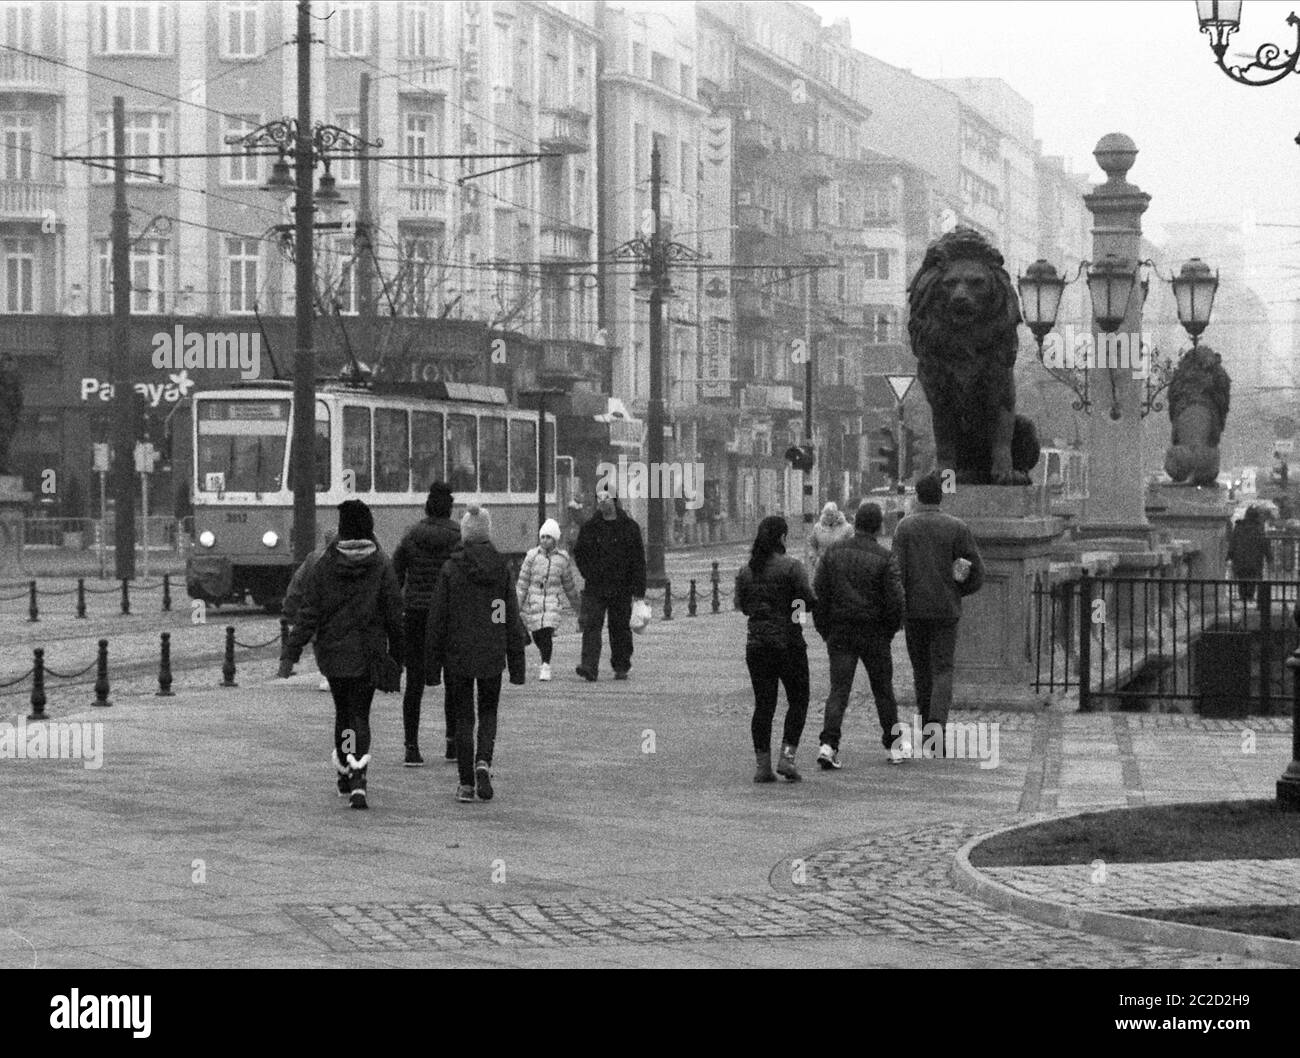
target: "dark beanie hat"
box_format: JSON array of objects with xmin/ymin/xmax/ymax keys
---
[
  {"xmin": 855, "ymin": 502, "xmax": 883, "ymax": 533},
  {"xmin": 338, "ymin": 498, "xmax": 375, "ymax": 541},
  {"xmin": 426, "ymin": 481, "xmax": 454, "ymax": 518}
]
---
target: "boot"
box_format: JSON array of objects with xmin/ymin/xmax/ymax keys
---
[
  {"xmin": 753, "ymin": 750, "xmax": 776, "ymax": 783},
  {"xmin": 776, "ymin": 744, "xmax": 802, "ymax": 782},
  {"xmin": 332, "ymin": 749, "xmax": 351, "ymax": 797},
  {"xmin": 347, "ymin": 753, "xmax": 371, "ymax": 810}
]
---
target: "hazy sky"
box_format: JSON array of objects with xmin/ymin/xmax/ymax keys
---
[{"xmin": 807, "ymin": 0, "xmax": 1300, "ymax": 314}]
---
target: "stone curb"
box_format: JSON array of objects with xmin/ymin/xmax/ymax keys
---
[{"xmin": 950, "ymin": 812, "xmax": 1300, "ymax": 967}]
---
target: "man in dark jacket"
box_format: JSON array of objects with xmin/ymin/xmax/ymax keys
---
[
  {"xmin": 279, "ymin": 499, "xmax": 404, "ymax": 810},
  {"xmin": 425, "ymin": 505, "xmax": 527, "ymax": 803},
  {"xmin": 891, "ymin": 474, "xmax": 984, "ymax": 752},
  {"xmin": 572, "ymin": 486, "xmax": 647, "ymax": 680},
  {"xmin": 812, "ymin": 502, "xmax": 905, "ymax": 770},
  {"xmin": 392, "ymin": 482, "xmax": 461, "ymax": 766}
]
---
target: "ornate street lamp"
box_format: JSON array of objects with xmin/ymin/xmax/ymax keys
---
[
  {"xmin": 1018, "ymin": 258, "xmax": 1091, "ymax": 413},
  {"xmin": 1197, "ymin": 1, "xmax": 1300, "ymax": 89},
  {"xmin": 1170, "ymin": 257, "xmax": 1220, "ymax": 346},
  {"xmin": 1086, "ymin": 254, "xmax": 1138, "ymax": 334}
]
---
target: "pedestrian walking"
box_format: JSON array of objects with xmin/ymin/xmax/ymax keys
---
[
  {"xmin": 735, "ymin": 515, "xmax": 813, "ymax": 783},
  {"xmin": 890, "ymin": 473, "xmax": 984, "ymax": 755},
  {"xmin": 281, "ymin": 530, "xmax": 337, "ymax": 689},
  {"xmin": 807, "ymin": 501, "xmax": 854, "ymax": 576},
  {"xmin": 279, "ymin": 500, "xmax": 404, "ymax": 810},
  {"xmin": 516, "ymin": 518, "xmax": 582, "ymax": 681},
  {"xmin": 1227, "ymin": 505, "xmax": 1271, "ymax": 605},
  {"xmin": 392, "ymin": 482, "xmax": 461, "ymax": 765},
  {"xmin": 572, "ymin": 486, "xmax": 647, "ymax": 681},
  {"xmin": 811, "ymin": 502, "xmax": 906, "ymax": 769},
  {"xmin": 425, "ymin": 506, "xmax": 527, "ymax": 803}
]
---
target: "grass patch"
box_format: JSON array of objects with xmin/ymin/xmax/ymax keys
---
[
  {"xmin": 971, "ymin": 800, "xmax": 1300, "ymax": 867},
  {"xmin": 1121, "ymin": 905, "xmax": 1300, "ymax": 941}
]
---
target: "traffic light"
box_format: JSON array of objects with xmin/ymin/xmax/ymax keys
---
[
  {"xmin": 872, "ymin": 427, "xmax": 899, "ymax": 482},
  {"xmin": 901, "ymin": 425, "xmax": 919, "ymax": 481},
  {"xmin": 784, "ymin": 443, "xmax": 815, "ymax": 472}
]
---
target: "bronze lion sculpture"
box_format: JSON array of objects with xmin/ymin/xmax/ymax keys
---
[
  {"xmin": 906, "ymin": 227, "xmax": 1040, "ymax": 485},
  {"xmin": 1163, "ymin": 345, "xmax": 1230, "ymax": 487}
]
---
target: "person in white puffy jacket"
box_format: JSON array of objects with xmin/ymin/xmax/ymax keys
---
[
  {"xmin": 516, "ymin": 519, "xmax": 582, "ymax": 681},
  {"xmin": 807, "ymin": 502, "xmax": 854, "ymax": 575}
]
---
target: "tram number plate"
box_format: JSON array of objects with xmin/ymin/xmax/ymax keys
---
[{"xmin": 226, "ymin": 512, "xmax": 248, "ymax": 523}]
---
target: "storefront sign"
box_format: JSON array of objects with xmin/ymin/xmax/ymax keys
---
[
  {"xmin": 79, "ymin": 372, "xmax": 195, "ymax": 408},
  {"xmin": 700, "ymin": 320, "xmax": 731, "ymax": 399}
]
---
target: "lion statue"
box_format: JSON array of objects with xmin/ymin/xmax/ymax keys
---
[
  {"xmin": 906, "ymin": 227, "xmax": 1040, "ymax": 485},
  {"xmin": 1163, "ymin": 345, "xmax": 1230, "ymax": 487}
]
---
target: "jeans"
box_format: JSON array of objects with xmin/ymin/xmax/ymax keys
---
[
  {"xmin": 579, "ymin": 591, "xmax": 633, "ymax": 674},
  {"xmin": 446, "ymin": 673, "xmax": 502, "ymax": 787},
  {"xmin": 329, "ymin": 675, "xmax": 376, "ymax": 790},
  {"xmin": 404, "ymin": 608, "xmax": 455, "ymax": 746},
  {"xmin": 532, "ymin": 628, "xmax": 554, "ymax": 664},
  {"xmin": 745, "ymin": 642, "xmax": 809, "ymax": 754},
  {"xmin": 819, "ymin": 632, "xmax": 899, "ymax": 751},
  {"xmin": 904, "ymin": 618, "xmax": 959, "ymax": 728}
]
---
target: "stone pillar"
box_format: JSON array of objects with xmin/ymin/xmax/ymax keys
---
[
  {"xmin": 1078, "ymin": 133, "xmax": 1157, "ymax": 545},
  {"xmin": 945, "ymin": 486, "xmax": 1066, "ymax": 709},
  {"xmin": 0, "ymin": 475, "xmax": 32, "ymax": 579},
  {"xmin": 1146, "ymin": 482, "xmax": 1233, "ymax": 578}
]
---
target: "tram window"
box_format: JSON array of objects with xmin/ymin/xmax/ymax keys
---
[
  {"xmin": 375, "ymin": 408, "xmax": 410, "ymax": 492},
  {"xmin": 314, "ymin": 402, "xmax": 331, "ymax": 491},
  {"xmin": 509, "ymin": 419, "xmax": 537, "ymax": 493},
  {"xmin": 447, "ymin": 413, "xmax": 477, "ymax": 492},
  {"xmin": 481, "ymin": 416, "xmax": 507, "ymax": 492},
  {"xmin": 342, "ymin": 405, "xmax": 372, "ymax": 493},
  {"xmin": 411, "ymin": 410, "xmax": 444, "ymax": 491}
]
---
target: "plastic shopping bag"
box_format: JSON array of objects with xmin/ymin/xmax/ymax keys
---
[{"xmin": 630, "ymin": 598, "xmax": 652, "ymax": 635}]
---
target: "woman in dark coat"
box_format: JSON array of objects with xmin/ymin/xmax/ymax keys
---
[
  {"xmin": 1228, "ymin": 505, "xmax": 1271, "ymax": 605},
  {"xmin": 280, "ymin": 499, "xmax": 404, "ymax": 810},
  {"xmin": 734, "ymin": 515, "xmax": 814, "ymax": 783}
]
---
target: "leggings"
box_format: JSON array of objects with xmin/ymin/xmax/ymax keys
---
[{"xmin": 532, "ymin": 628, "xmax": 554, "ymax": 663}]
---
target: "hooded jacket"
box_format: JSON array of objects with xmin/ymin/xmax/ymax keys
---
[
  {"xmin": 573, "ymin": 503, "xmax": 647, "ymax": 597},
  {"xmin": 392, "ymin": 515, "xmax": 462, "ymax": 611},
  {"xmin": 426, "ymin": 539, "xmax": 527, "ymax": 681},
  {"xmin": 282, "ymin": 539, "xmax": 404, "ymax": 679}
]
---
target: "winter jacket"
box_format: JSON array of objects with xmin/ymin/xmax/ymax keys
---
[
  {"xmin": 734, "ymin": 552, "xmax": 814, "ymax": 650},
  {"xmin": 392, "ymin": 515, "xmax": 461, "ymax": 611},
  {"xmin": 282, "ymin": 539, "xmax": 405, "ymax": 679},
  {"xmin": 808, "ymin": 512, "xmax": 854, "ymax": 574},
  {"xmin": 1228, "ymin": 520, "xmax": 1270, "ymax": 574},
  {"xmin": 890, "ymin": 504, "xmax": 984, "ymax": 623},
  {"xmin": 426, "ymin": 540, "xmax": 527, "ymax": 682},
  {"xmin": 812, "ymin": 532, "xmax": 904, "ymax": 642},
  {"xmin": 516, "ymin": 545, "xmax": 581, "ymax": 634},
  {"xmin": 281, "ymin": 544, "xmax": 328, "ymax": 626},
  {"xmin": 573, "ymin": 504, "xmax": 647, "ymax": 597}
]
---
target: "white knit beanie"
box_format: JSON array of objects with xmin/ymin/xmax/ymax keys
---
[
  {"xmin": 460, "ymin": 504, "xmax": 492, "ymax": 544},
  {"xmin": 539, "ymin": 518, "xmax": 561, "ymax": 541}
]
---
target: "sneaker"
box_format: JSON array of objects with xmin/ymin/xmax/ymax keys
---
[
  {"xmin": 456, "ymin": 784, "xmax": 475, "ymax": 803},
  {"xmin": 475, "ymin": 762, "xmax": 494, "ymax": 801},
  {"xmin": 889, "ymin": 736, "xmax": 912, "ymax": 765},
  {"xmin": 349, "ymin": 789, "xmax": 368, "ymax": 810},
  {"xmin": 613, "ymin": 670, "xmax": 629, "ymax": 681},
  {"xmin": 445, "ymin": 738, "xmax": 457, "ymax": 761},
  {"xmin": 404, "ymin": 745, "xmax": 424, "ymax": 768},
  {"xmin": 575, "ymin": 666, "xmax": 597, "ymax": 682},
  {"xmin": 817, "ymin": 744, "xmax": 842, "ymax": 770},
  {"xmin": 539, "ymin": 662, "xmax": 552, "ymax": 682}
]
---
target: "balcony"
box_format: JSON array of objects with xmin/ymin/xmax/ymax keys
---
[
  {"xmin": 0, "ymin": 181, "xmax": 64, "ymax": 222},
  {"xmin": 793, "ymin": 229, "xmax": 833, "ymax": 260},
  {"xmin": 539, "ymin": 108, "xmax": 590, "ymax": 154},
  {"xmin": 397, "ymin": 58, "xmax": 453, "ymax": 97},
  {"xmin": 735, "ymin": 117, "xmax": 772, "ymax": 158},
  {"xmin": 393, "ymin": 184, "xmax": 448, "ymax": 222},
  {"xmin": 740, "ymin": 382, "xmax": 801, "ymax": 413},
  {"xmin": 0, "ymin": 52, "xmax": 62, "ymax": 95},
  {"xmin": 736, "ymin": 203, "xmax": 775, "ymax": 238},
  {"xmin": 539, "ymin": 223, "xmax": 591, "ymax": 261}
]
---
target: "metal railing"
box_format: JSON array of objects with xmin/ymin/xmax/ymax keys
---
[{"xmin": 23, "ymin": 516, "xmax": 188, "ymax": 553}]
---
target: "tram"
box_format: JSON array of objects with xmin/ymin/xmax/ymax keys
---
[{"xmin": 184, "ymin": 377, "xmax": 555, "ymax": 611}]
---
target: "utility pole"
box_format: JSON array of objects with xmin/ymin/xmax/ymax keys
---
[
  {"xmin": 803, "ymin": 274, "xmax": 814, "ymax": 537},
  {"xmin": 290, "ymin": 0, "xmax": 316, "ymax": 563},
  {"xmin": 356, "ymin": 72, "xmax": 375, "ymax": 326},
  {"xmin": 646, "ymin": 141, "xmax": 666, "ymax": 589},
  {"xmin": 110, "ymin": 96, "xmax": 134, "ymax": 580}
]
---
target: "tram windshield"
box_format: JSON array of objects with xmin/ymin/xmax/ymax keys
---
[{"xmin": 196, "ymin": 398, "xmax": 289, "ymax": 493}]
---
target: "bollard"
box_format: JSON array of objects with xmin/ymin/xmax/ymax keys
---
[
  {"xmin": 156, "ymin": 631, "xmax": 174, "ymax": 697},
  {"xmin": 280, "ymin": 618, "xmax": 290, "ymax": 655},
  {"xmin": 92, "ymin": 639, "xmax": 111, "ymax": 707},
  {"xmin": 663, "ymin": 580, "xmax": 673, "ymax": 621},
  {"xmin": 688, "ymin": 579, "xmax": 698, "ymax": 617},
  {"xmin": 162, "ymin": 573, "xmax": 172, "ymax": 612},
  {"xmin": 711, "ymin": 561, "xmax": 721, "ymax": 614},
  {"xmin": 221, "ymin": 626, "xmax": 238, "ymax": 687},
  {"xmin": 76, "ymin": 578, "xmax": 86, "ymax": 619},
  {"xmin": 28, "ymin": 647, "xmax": 46, "ymax": 720},
  {"xmin": 120, "ymin": 578, "xmax": 130, "ymax": 615},
  {"xmin": 27, "ymin": 579, "xmax": 37, "ymax": 623}
]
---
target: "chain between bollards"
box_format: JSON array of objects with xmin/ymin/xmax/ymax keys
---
[
  {"xmin": 76, "ymin": 578, "xmax": 86, "ymax": 619},
  {"xmin": 28, "ymin": 647, "xmax": 46, "ymax": 720},
  {"xmin": 711, "ymin": 561, "xmax": 721, "ymax": 614},
  {"xmin": 221, "ymin": 626, "xmax": 238, "ymax": 687},
  {"xmin": 120, "ymin": 578, "xmax": 130, "ymax": 616},
  {"xmin": 688, "ymin": 579, "xmax": 698, "ymax": 617},
  {"xmin": 92, "ymin": 639, "xmax": 111, "ymax": 707},
  {"xmin": 156, "ymin": 632, "xmax": 174, "ymax": 697},
  {"xmin": 662, "ymin": 580, "xmax": 673, "ymax": 621}
]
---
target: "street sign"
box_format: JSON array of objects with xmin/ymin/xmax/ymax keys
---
[
  {"xmin": 92, "ymin": 443, "xmax": 110, "ymax": 473},
  {"xmin": 133, "ymin": 441, "xmax": 158, "ymax": 474},
  {"xmin": 886, "ymin": 375, "xmax": 915, "ymax": 404}
]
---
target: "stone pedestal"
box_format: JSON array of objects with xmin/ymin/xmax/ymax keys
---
[
  {"xmin": 1146, "ymin": 482, "xmax": 1232, "ymax": 579},
  {"xmin": 942, "ymin": 486, "xmax": 1067, "ymax": 709},
  {"xmin": 0, "ymin": 475, "xmax": 32, "ymax": 579}
]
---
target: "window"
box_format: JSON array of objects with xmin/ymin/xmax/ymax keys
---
[
  {"xmin": 513, "ymin": 35, "xmax": 531, "ymax": 99},
  {"xmin": 402, "ymin": 112, "xmax": 442, "ymax": 185},
  {"xmin": 480, "ymin": 416, "xmax": 507, "ymax": 492},
  {"xmin": 223, "ymin": 115, "xmax": 260, "ymax": 184},
  {"xmin": 0, "ymin": 112, "xmax": 34, "ymax": 181},
  {"xmin": 509, "ymin": 418, "xmax": 536, "ymax": 493},
  {"xmin": 410, "ymin": 410, "xmax": 443, "ymax": 490},
  {"xmin": 313, "ymin": 401, "xmax": 330, "ymax": 491},
  {"xmin": 4, "ymin": 237, "xmax": 35, "ymax": 313},
  {"xmin": 222, "ymin": 1, "xmax": 259, "ymax": 58},
  {"xmin": 401, "ymin": 1, "xmax": 440, "ymax": 58},
  {"xmin": 95, "ymin": 237, "xmax": 168, "ymax": 313},
  {"xmin": 650, "ymin": 51, "xmax": 672, "ymax": 90},
  {"xmin": 541, "ymin": 51, "xmax": 561, "ymax": 110},
  {"xmin": 329, "ymin": 0, "xmax": 367, "ymax": 56},
  {"xmin": 94, "ymin": 110, "xmax": 170, "ymax": 183},
  {"xmin": 374, "ymin": 408, "xmax": 410, "ymax": 492},
  {"xmin": 679, "ymin": 63, "xmax": 693, "ymax": 97},
  {"xmin": 98, "ymin": 2, "xmax": 167, "ymax": 55},
  {"xmin": 195, "ymin": 399, "xmax": 288, "ymax": 494},
  {"xmin": 342, "ymin": 405, "xmax": 372, "ymax": 493},
  {"xmin": 225, "ymin": 237, "xmax": 259, "ymax": 314},
  {"xmin": 446, "ymin": 414, "xmax": 477, "ymax": 492},
  {"xmin": 864, "ymin": 250, "xmax": 891, "ymax": 281},
  {"xmin": 333, "ymin": 112, "xmax": 359, "ymax": 184},
  {"xmin": 631, "ymin": 40, "xmax": 645, "ymax": 77},
  {"xmin": 400, "ymin": 235, "xmax": 440, "ymax": 315},
  {"xmin": 0, "ymin": 4, "xmax": 35, "ymax": 50}
]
